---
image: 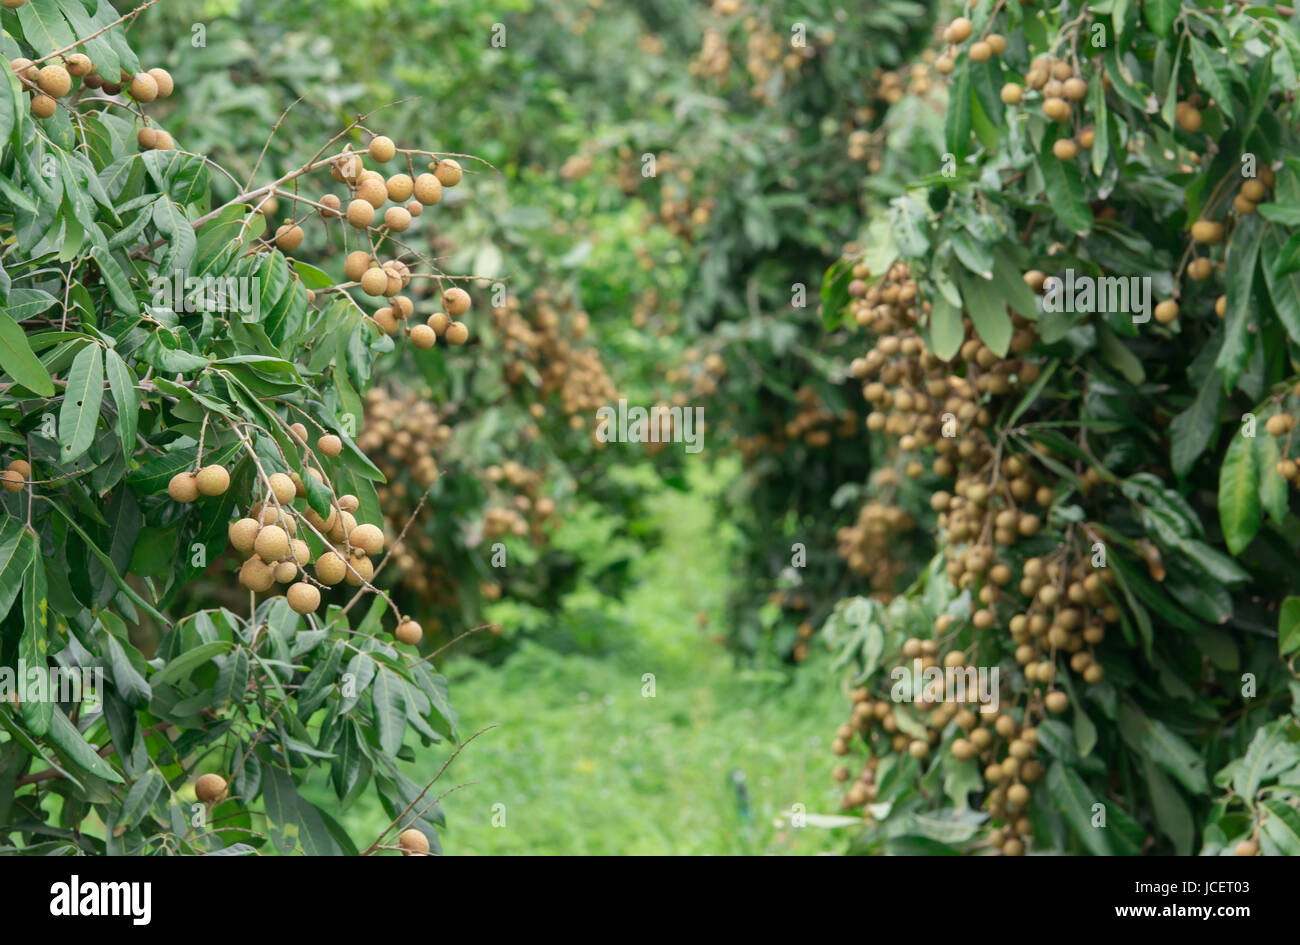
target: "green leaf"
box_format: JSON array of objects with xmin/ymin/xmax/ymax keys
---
[
  {"xmin": 1233, "ymin": 720, "xmax": 1299, "ymax": 803},
  {"xmin": 117, "ymin": 771, "xmax": 165, "ymax": 828},
  {"xmin": 57, "ymin": 342, "xmax": 104, "ymax": 464},
  {"xmin": 155, "ymin": 641, "xmax": 234, "ymax": 686},
  {"xmin": 944, "ymin": 60, "xmax": 972, "ymax": 159},
  {"xmin": 371, "ymin": 668, "xmax": 406, "ymax": 757},
  {"xmin": 1118, "ymin": 703, "xmax": 1208, "ymax": 794},
  {"xmin": 1047, "ymin": 760, "xmax": 1111, "ymax": 855},
  {"xmin": 928, "ymin": 294, "xmax": 963, "ymax": 361},
  {"xmin": 102, "ymin": 631, "xmax": 151, "ymax": 708},
  {"xmin": 1280, "ymin": 597, "xmax": 1300, "ymax": 657},
  {"xmin": 1170, "ymin": 363, "xmax": 1222, "ymax": 476},
  {"xmin": 19, "ymin": 547, "xmax": 51, "ymax": 737},
  {"xmin": 1216, "ymin": 214, "xmax": 1265, "ymax": 390},
  {"xmin": 0, "ymin": 519, "xmax": 35, "ymax": 621},
  {"xmin": 1218, "ymin": 431, "xmax": 1261, "ymax": 555},
  {"xmin": 1039, "ymin": 132, "xmax": 1093, "ymax": 235},
  {"xmin": 1144, "ymin": 758, "xmax": 1193, "ymax": 855},
  {"xmin": 1261, "ymin": 226, "xmax": 1300, "ymax": 344},
  {"xmin": 1260, "ymin": 798, "xmax": 1300, "ymax": 855},
  {"xmin": 0, "ymin": 310, "xmax": 55, "ymax": 396},
  {"xmin": 1255, "ymin": 433, "xmax": 1289, "ymax": 524},
  {"xmin": 46, "ymin": 709, "xmax": 125, "ymax": 784},
  {"xmin": 103, "ymin": 347, "xmax": 138, "ymax": 459},
  {"xmin": 1142, "ymin": 0, "xmax": 1179, "ymax": 36},
  {"xmin": 957, "ymin": 269, "xmax": 1011, "ymax": 356}
]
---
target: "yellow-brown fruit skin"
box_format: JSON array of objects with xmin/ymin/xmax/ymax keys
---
[
  {"xmin": 195, "ymin": 465, "xmax": 231, "ymax": 496},
  {"xmin": 443, "ymin": 287, "xmax": 471, "ymax": 316},
  {"xmin": 168, "ymin": 472, "xmax": 199, "ymax": 502},
  {"xmin": 399, "ymin": 827, "xmax": 430, "ymax": 854},
  {"xmin": 445, "ymin": 321, "xmax": 469, "ymax": 346},
  {"xmin": 31, "ymin": 93, "xmax": 56, "ymax": 119},
  {"xmin": 395, "ymin": 620, "xmax": 423, "ymax": 645},
  {"xmin": 433, "ymin": 159, "xmax": 462, "ymax": 187},
  {"xmin": 351, "ymin": 522, "xmax": 385, "ymax": 555},
  {"xmin": 239, "ymin": 556, "xmax": 276, "ymax": 592},
  {"xmin": 315, "ymin": 551, "xmax": 346, "ymax": 585},
  {"xmin": 275, "ymin": 224, "xmax": 304, "ymax": 252},
  {"xmin": 129, "ymin": 72, "xmax": 158, "ymax": 102},
  {"xmin": 368, "ymin": 135, "xmax": 396, "ymax": 163},
  {"xmin": 410, "ymin": 324, "xmax": 436, "ymax": 348},
  {"xmin": 318, "ymin": 434, "xmax": 343, "ymax": 457},
  {"xmin": 254, "ymin": 525, "xmax": 290, "ymax": 562},
  {"xmin": 286, "ymin": 582, "xmax": 321, "ymax": 614},
  {"xmin": 228, "ymin": 518, "xmax": 260, "ymax": 555},
  {"xmin": 37, "ymin": 64, "xmax": 72, "ymax": 98},
  {"xmin": 1, "ymin": 470, "xmax": 23, "ymax": 493},
  {"xmin": 413, "ymin": 173, "xmax": 442, "ymax": 205},
  {"xmin": 148, "ymin": 67, "xmax": 175, "ymax": 98},
  {"xmin": 195, "ymin": 773, "xmax": 228, "ymax": 804}
]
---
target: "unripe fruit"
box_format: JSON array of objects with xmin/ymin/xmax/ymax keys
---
[
  {"xmin": 344, "ymin": 251, "xmax": 371, "ymax": 282},
  {"xmin": 318, "ymin": 434, "xmax": 342, "ymax": 456},
  {"xmin": 316, "ymin": 551, "xmax": 346, "ymax": 585},
  {"xmin": 287, "ymin": 582, "xmax": 321, "ymax": 614},
  {"xmin": 129, "ymin": 72, "xmax": 158, "ymax": 102},
  {"xmin": 433, "ymin": 158, "xmax": 462, "ymax": 186},
  {"xmin": 195, "ymin": 464, "xmax": 230, "ymax": 496},
  {"xmin": 1053, "ymin": 138, "xmax": 1078, "ymax": 160},
  {"xmin": 148, "ymin": 67, "xmax": 174, "ymax": 98},
  {"xmin": 395, "ymin": 619, "xmax": 423, "ymax": 645},
  {"xmin": 229, "ymin": 518, "xmax": 260, "ymax": 555},
  {"xmin": 410, "ymin": 324, "xmax": 436, "ymax": 348},
  {"xmin": 1191, "ymin": 219, "xmax": 1225, "ymax": 244},
  {"xmin": 360, "ymin": 267, "xmax": 389, "ymax": 296},
  {"xmin": 445, "ymin": 321, "xmax": 469, "ymax": 346},
  {"xmin": 399, "ymin": 827, "xmax": 430, "ymax": 854},
  {"xmin": 413, "ymin": 173, "xmax": 442, "ymax": 205},
  {"xmin": 346, "ymin": 199, "xmax": 375, "ymax": 229},
  {"xmin": 384, "ymin": 206, "xmax": 412, "ymax": 231},
  {"xmin": 275, "ymin": 224, "xmax": 304, "ymax": 252},
  {"xmin": 37, "ymin": 64, "xmax": 72, "ymax": 97},
  {"xmin": 1000, "ymin": 83, "xmax": 1022, "ymax": 105},
  {"xmin": 254, "ymin": 525, "xmax": 290, "ymax": 562},
  {"xmin": 65, "ymin": 54, "xmax": 93, "ymax": 77},
  {"xmin": 168, "ymin": 472, "xmax": 199, "ymax": 502},
  {"xmin": 368, "ymin": 135, "xmax": 396, "ymax": 163},
  {"xmin": 1045, "ymin": 691, "xmax": 1069, "ymax": 714},
  {"xmin": 357, "ymin": 177, "xmax": 388, "ymax": 208},
  {"xmin": 427, "ymin": 312, "xmax": 450, "ymax": 335},
  {"xmin": 1154, "ymin": 300, "xmax": 1179, "ymax": 324},
  {"xmin": 239, "ymin": 555, "xmax": 275, "ymax": 592},
  {"xmin": 195, "ymin": 774, "xmax": 228, "ymax": 804},
  {"xmin": 31, "ymin": 93, "xmax": 56, "ymax": 118},
  {"xmin": 351, "ymin": 522, "xmax": 385, "ymax": 555}
]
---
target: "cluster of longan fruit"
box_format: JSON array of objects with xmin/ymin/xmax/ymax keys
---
[
  {"xmin": 835, "ymin": 486, "xmax": 915, "ymax": 592},
  {"xmin": 0, "ymin": 457, "xmax": 30, "ymax": 494},
  {"xmin": 483, "ymin": 461, "xmax": 557, "ymax": 542},
  {"xmin": 1266, "ymin": 390, "xmax": 1300, "ymax": 489},
  {"xmin": 9, "ymin": 47, "xmax": 175, "ymax": 136}
]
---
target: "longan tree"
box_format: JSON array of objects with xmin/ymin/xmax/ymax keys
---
[
  {"xmin": 0, "ymin": 0, "xmax": 488, "ymax": 855},
  {"xmin": 820, "ymin": 0, "xmax": 1300, "ymax": 855}
]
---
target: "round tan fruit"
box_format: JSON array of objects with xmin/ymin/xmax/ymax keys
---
[
  {"xmin": 368, "ymin": 135, "xmax": 396, "ymax": 163},
  {"xmin": 254, "ymin": 525, "xmax": 290, "ymax": 562},
  {"xmin": 1042, "ymin": 97, "xmax": 1070, "ymax": 122},
  {"xmin": 37, "ymin": 64, "xmax": 72, "ymax": 97},
  {"xmin": 318, "ymin": 434, "xmax": 343, "ymax": 457},
  {"xmin": 1, "ymin": 470, "xmax": 23, "ymax": 493},
  {"xmin": 384, "ymin": 206, "xmax": 412, "ymax": 232},
  {"xmin": 360, "ymin": 267, "xmax": 389, "ymax": 296},
  {"xmin": 290, "ymin": 539, "xmax": 310, "ymax": 563},
  {"xmin": 1191, "ymin": 219, "xmax": 1225, "ymax": 244},
  {"xmin": 445, "ymin": 321, "xmax": 469, "ymax": 346},
  {"xmin": 392, "ymin": 296, "xmax": 414, "ymax": 319},
  {"xmin": 1000, "ymin": 83, "xmax": 1022, "ymax": 105},
  {"xmin": 344, "ymin": 251, "xmax": 371, "ymax": 282},
  {"xmin": 410, "ymin": 324, "xmax": 436, "ymax": 349},
  {"xmin": 287, "ymin": 582, "xmax": 321, "ymax": 614},
  {"xmin": 267, "ymin": 473, "xmax": 296, "ymax": 504},
  {"xmin": 148, "ymin": 67, "xmax": 174, "ymax": 98},
  {"xmin": 228, "ymin": 518, "xmax": 260, "ymax": 555},
  {"xmin": 442, "ymin": 287, "xmax": 471, "ymax": 316},
  {"xmin": 239, "ymin": 555, "xmax": 276, "ymax": 592},
  {"xmin": 137, "ymin": 127, "xmax": 158, "ymax": 150},
  {"xmin": 31, "ymin": 94, "xmax": 56, "ymax": 119},
  {"xmin": 386, "ymin": 174, "xmax": 414, "ymax": 202},
  {"xmin": 413, "ymin": 173, "xmax": 442, "ymax": 205},
  {"xmin": 374, "ymin": 307, "xmax": 399, "ymax": 336},
  {"xmin": 357, "ymin": 177, "xmax": 388, "ymax": 208},
  {"xmin": 195, "ymin": 464, "xmax": 230, "ymax": 496},
  {"xmin": 946, "ymin": 17, "xmax": 972, "ymax": 42},
  {"xmin": 1052, "ymin": 138, "xmax": 1078, "ymax": 160},
  {"xmin": 168, "ymin": 472, "xmax": 199, "ymax": 502},
  {"xmin": 969, "ymin": 41, "xmax": 991, "ymax": 63},
  {"xmin": 1154, "ymin": 300, "xmax": 1179, "ymax": 324},
  {"xmin": 1235, "ymin": 839, "xmax": 1260, "ymax": 856},
  {"xmin": 407, "ymin": 200, "xmax": 423, "ymax": 217},
  {"xmin": 395, "ymin": 620, "xmax": 423, "ymax": 645},
  {"xmin": 273, "ymin": 561, "xmax": 298, "ymax": 583},
  {"xmin": 1266, "ymin": 413, "xmax": 1295, "ymax": 436},
  {"xmin": 1062, "ymin": 77, "xmax": 1087, "ymax": 101},
  {"xmin": 65, "ymin": 54, "xmax": 93, "ymax": 77},
  {"xmin": 433, "ymin": 158, "xmax": 463, "ymax": 186},
  {"xmin": 350, "ymin": 522, "xmax": 385, "ymax": 555},
  {"xmin": 275, "ymin": 224, "xmax": 304, "ymax": 252},
  {"xmin": 1241, "ymin": 179, "xmax": 1268, "ymax": 202},
  {"xmin": 426, "ymin": 312, "xmax": 450, "ymax": 335},
  {"xmin": 399, "ymin": 827, "xmax": 429, "ymax": 854},
  {"xmin": 346, "ymin": 199, "xmax": 375, "ymax": 229},
  {"xmin": 337, "ymin": 494, "xmax": 360, "ymax": 512},
  {"xmin": 344, "ymin": 554, "xmax": 374, "ymax": 586},
  {"xmin": 1045, "ymin": 691, "xmax": 1070, "ymax": 714},
  {"xmin": 195, "ymin": 774, "xmax": 228, "ymax": 804},
  {"xmin": 152, "ymin": 130, "xmax": 175, "ymax": 151},
  {"xmin": 315, "ymin": 551, "xmax": 346, "ymax": 585},
  {"xmin": 129, "ymin": 72, "xmax": 158, "ymax": 102},
  {"xmin": 987, "ymin": 34, "xmax": 1006, "ymax": 55}
]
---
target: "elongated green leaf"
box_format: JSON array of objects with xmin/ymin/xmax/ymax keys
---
[
  {"xmin": 46, "ymin": 709, "xmax": 125, "ymax": 784},
  {"xmin": 371, "ymin": 669, "xmax": 406, "ymax": 757},
  {"xmin": 103, "ymin": 347, "xmax": 138, "ymax": 459},
  {"xmin": 1218, "ymin": 431, "xmax": 1260, "ymax": 555},
  {"xmin": 1216, "ymin": 215, "xmax": 1264, "ymax": 390},
  {"xmin": 155, "ymin": 641, "xmax": 233, "ymax": 687},
  {"xmin": 19, "ymin": 546, "xmax": 51, "ymax": 737},
  {"xmin": 928, "ymin": 295, "xmax": 963, "ymax": 361},
  {"xmin": 1039, "ymin": 133, "xmax": 1093, "ymax": 235},
  {"xmin": 1260, "ymin": 799, "xmax": 1300, "ymax": 855},
  {"xmin": 0, "ymin": 310, "xmax": 55, "ymax": 396},
  {"xmin": 1118, "ymin": 703, "xmax": 1207, "ymax": 794},
  {"xmin": 957, "ymin": 269, "xmax": 1011, "ymax": 356},
  {"xmin": 1280, "ymin": 597, "xmax": 1300, "ymax": 657},
  {"xmin": 1047, "ymin": 760, "xmax": 1111, "ymax": 855},
  {"xmin": 57, "ymin": 342, "xmax": 104, "ymax": 463},
  {"xmin": 0, "ymin": 519, "xmax": 35, "ymax": 621},
  {"xmin": 117, "ymin": 770, "xmax": 165, "ymax": 828},
  {"xmin": 1142, "ymin": 0, "xmax": 1179, "ymax": 36}
]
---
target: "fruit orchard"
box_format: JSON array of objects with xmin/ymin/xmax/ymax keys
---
[{"xmin": 0, "ymin": 0, "xmax": 1298, "ymax": 867}]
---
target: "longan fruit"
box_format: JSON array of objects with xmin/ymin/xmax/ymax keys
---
[
  {"xmin": 194, "ymin": 464, "xmax": 230, "ymax": 496},
  {"xmin": 273, "ymin": 560, "xmax": 298, "ymax": 583},
  {"xmin": 1062, "ymin": 77, "xmax": 1087, "ymax": 101},
  {"xmin": 346, "ymin": 199, "xmax": 375, "ymax": 229},
  {"xmin": 152, "ymin": 130, "xmax": 175, "ymax": 151},
  {"xmin": 5, "ymin": 459, "xmax": 27, "ymax": 478},
  {"xmin": 1175, "ymin": 102, "xmax": 1202, "ymax": 132},
  {"xmin": 1045, "ymin": 691, "xmax": 1070, "ymax": 714},
  {"xmin": 386, "ymin": 174, "xmax": 414, "ymax": 202},
  {"xmin": 406, "ymin": 199, "xmax": 423, "ymax": 217},
  {"xmin": 1241, "ymin": 179, "xmax": 1267, "ymax": 202},
  {"xmin": 137, "ymin": 127, "xmax": 159, "ymax": 150},
  {"xmin": 148, "ymin": 67, "xmax": 174, "ymax": 98},
  {"xmin": 129, "ymin": 71, "xmax": 158, "ymax": 102},
  {"xmin": 344, "ymin": 553, "xmax": 373, "ymax": 587},
  {"xmin": 65, "ymin": 54, "xmax": 93, "ymax": 77},
  {"xmin": 337, "ymin": 494, "xmax": 360, "ymax": 513},
  {"xmin": 1, "ymin": 470, "xmax": 24, "ymax": 492},
  {"xmin": 275, "ymin": 224, "xmax": 304, "ymax": 252},
  {"xmin": 239, "ymin": 555, "xmax": 275, "ymax": 592},
  {"xmin": 1053, "ymin": 138, "xmax": 1078, "ymax": 160},
  {"xmin": 168, "ymin": 471, "xmax": 199, "ymax": 502},
  {"xmin": 374, "ymin": 307, "xmax": 399, "ymax": 336},
  {"xmin": 1000, "ymin": 83, "xmax": 1023, "ymax": 105},
  {"xmin": 1002, "ymin": 837, "xmax": 1025, "ymax": 856},
  {"xmin": 286, "ymin": 582, "xmax": 321, "ymax": 614},
  {"xmin": 433, "ymin": 158, "xmax": 462, "ymax": 186},
  {"xmin": 254, "ymin": 525, "xmax": 290, "ymax": 562},
  {"xmin": 31, "ymin": 94, "xmax": 56, "ymax": 119},
  {"xmin": 1235, "ymin": 839, "xmax": 1259, "ymax": 856},
  {"xmin": 410, "ymin": 324, "xmax": 436, "ymax": 348},
  {"xmin": 1233, "ymin": 194, "xmax": 1257, "ymax": 215},
  {"xmin": 395, "ymin": 619, "xmax": 423, "ymax": 645},
  {"xmin": 426, "ymin": 311, "xmax": 450, "ymax": 334},
  {"xmin": 1266, "ymin": 413, "xmax": 1294, "ymax": 436},
  {"xmin": 1191, "ymin": 219, "xmax": 1224, "ymax": 244},
  {"xmin": 360, "ymin": 267, "xmax": 389, "ymax": 296},
  {"xmin": 1154, "ymin": 300, "xmax": 1179, "ymax": 324},
  {"xmin": 399, "ymin": 827, "xmax": 430, "ymax": 854},
  {"xmin": 444, "ymin": 321, "xmax": 469, "ymax": 346},
  {"xmin": 443, "ymin": 287, "xmax": 471, "ymax": 316},
  {"xmin": 266, "ymin": 472, "xmax": 295, "ymax": 505},
  {"xmin": 319, "ymin": 194, "xmax": 342, "ymax": 218},
  {"xmin": 1042, "ymin": 97, "xmax": 1070, "ymax": 122},
  {"xmin": 951, "ymin": 738, "xmax": 976, "ymax": 760},
  {"xmin": 392, "ymin": 295, "xmax": 414, "ymax": 319},
  {"xmin": 986, "ymin": 34, "xmax": 1006, "ymax": 55},
  {"xmin": 1187, "ymin": 258, "xmax": 1213, "ymax": 280},
  {"xmin": 935, "ymin": 56, "xmax": 955, "ymax": 75},
  {"xmin": 1215, "ymin": 294, "xmax": 1227, "ymax": 317},
  {"xmin": 945, "ymin": 17, "xmax": 973, "ymax": 42},
  {"xmin": 1007, "ymin": 783, "xmax": 1030, "ymax": 808},
  {"xmin": 969, "ymin": 41, "xmax": 992, "ymax": 62},
  {"xmin": 318, "ymin": 434, "xmax": 343, "ymax": 457},
  {"xmin": 350, "ymin": 522, "xmax": 385, "ymax": 555},
  {"xmin": 413, "ymin": 173, "xmax": 443, "ymax": 205},
  {"xmin": 195, "ymin": 774, "xmax": 228, "ymax": 804},
  {"xmin": 344, "ymin": 251, "xmax": 371, "ymax": 281},
  {"xmin": 229, "ymin": 518, "xmax": 260, "ymax": 555},
  {"xmin": 384, "ymin": 206, "xmax": 412, "ymax": 231},
  {"xmin": 315, "ymin": 551, "xmax": 346, "ymax": 585},
  {"xmin": 368, "ymin": 135, "xmax": 396, "ymax": 163},
  {"xmin": 357, "ymin": 177, "xmax": 388, "ymax": 208},
  {"xmin": 290, "ymin": 539, "xmax": 310, "ymax": 563},
  {"xmin": 37, "ymin": 64, "xmax": 72, "ymax": 98},
  {"xmin": 101, "ymin": 81, "xmax": 122, "ymax": 95}
]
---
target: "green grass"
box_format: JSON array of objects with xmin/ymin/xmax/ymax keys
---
[{"xmin": 336, "ymin": 465, "xmax": 856, "ymax": 854}]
